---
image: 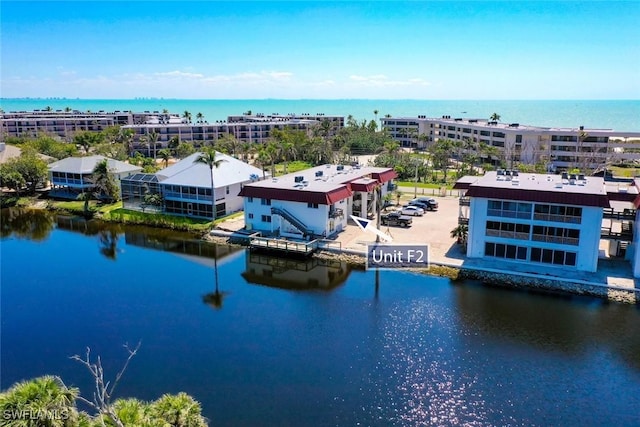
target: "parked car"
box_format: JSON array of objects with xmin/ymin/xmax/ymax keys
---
[
  {"xmin": 400, "ymin": 205, "xmax": 425, "ymax": 216},
  {"xmin": 410, "ymin": 197, "xmax": 439, "ymax": 211},
  {"xmin": 380, "ymin": 212, "xmax": 413, "ymax": 227}
]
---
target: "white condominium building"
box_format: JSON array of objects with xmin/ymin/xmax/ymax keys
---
[{"xmin": 381, "ymin": 116, "xmax": 640, "ymax": 171}]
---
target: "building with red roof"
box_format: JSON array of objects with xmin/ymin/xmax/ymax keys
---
[{"xmin": 239, "ymin": 164, "xmax": 397, "ymax": 239}]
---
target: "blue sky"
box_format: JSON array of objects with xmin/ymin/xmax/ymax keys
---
[{"xmin": 2, "ymin": 1, "xmax": 639, "ymax": 99}]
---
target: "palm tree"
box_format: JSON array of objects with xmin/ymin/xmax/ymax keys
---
[
  {"xmin": 117, "ymin": 128, "xmax": 134, "ymax": 155},
  {"xmin": 196, "ymin": 112, "xmax": 204, "ymax": 123},
  {"xmin": 489, "ymin": 112, "xmax": 501, "ymax": 122},
  {"xmin": 450, "ymin": 224, "xmax": 468, "ymax": 245},
  {"xmin": 380, "ymin": 140, "xmax": 401, "ymax": 160},
  {"xmin": 193, "ymin": 148, "xmax": 227, "ymax": 222},
  {"xmin": 91, "ymin": 159, "xmax": 118, "ymax": 202},
  {"xmin": 64, "ymin": 106, "xmax": 72, "ymax": 112},
  {"xmin": 158, "ymin": 148, "xmax": 171, "ymax": 168},
  {"xmin": 182, "ymin": 110, "xmax": 192, "ymax": 123},
  {"xmin": 238, "ymin": 141, "xmax": 255, "ymax": 162},
  {"xmin": 0, "ymin": 375, "xmax": 80, "ymax": 427},
  {"xmin": 148, "ymin": 131, "xmax": 160, "ymax": 159},
  {"xmin": 373, "ymin": 109, "xmax": 379, "ymax": 130},
  {"xmin": 149, "ymin": 392, "xmax": 207, "ymax": 427}
]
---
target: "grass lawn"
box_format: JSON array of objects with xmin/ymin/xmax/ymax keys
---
[
  {"xmin": 103, "ymin": 208, "xmax": 212, "ymax": 232},
  {"xmin": 102, "ymin": 207, "xmax": 243, "ymax": 232},
  {"xmin": 608, "ymin": 166, "xmax": 640, "ymax": 178},
  {"xmin": 396, "ymin": 181, "xmax": 453, "ymax": 190},
  {"xmin": 274, "ymin": 161, "xmax": 313, "ymax": 176}
]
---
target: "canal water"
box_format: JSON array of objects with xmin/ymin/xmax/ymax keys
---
[{"xmin": 2, "ymin": 209, "xmax": 639, "ymax": 426}]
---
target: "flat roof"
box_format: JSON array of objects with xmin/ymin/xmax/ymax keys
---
[
  {"xmin": 239, "ymin": 164, "xmax": 396, "ymax": 205},
  {"xmin": 461, "ymin": 171, "xmax": 610, "ymax": 207},
  {"xmin": 243, "ymin": 164, "xmax": 395, "ymax": 191},
  {"xmin": 383, "ymin": 117, "xmax": 640, "ymax": 135}
]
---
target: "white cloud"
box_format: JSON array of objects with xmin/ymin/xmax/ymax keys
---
[
  {"xmin": 154, "ymin": 70, "xmax": 204, "ymax": 79},
  {"xmin": 1, "ymin": 69, "xmax": 437, "ymax": 99},
  {"xmin": 349, "ymin": 74, "xmax": 430, "ymax": 87}
]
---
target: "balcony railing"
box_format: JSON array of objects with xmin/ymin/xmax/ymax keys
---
[
  {"xmin": 458, "ymin": 216, "xmax": 469, "ymax": 225},
  {"xmin": 163, "ymin": 191, "xmax": 213, "ymax": 202},
  {"xmin": 533, "ymin": 213, "xmax": 581, "ymax": 224},
  {"xmin": 531, "ymin": 234, "xmax": 579, "ymax": 246},
  {"xmin": 459, "ymin": 197, "xmax": 470, "ymax": 206},
  {"xmin": 487, "ymin": 209, "xmax": 531, "ymax": 219},
  {"xmin": 485, "ymin": 230, "xmax": 530, "ymax": 240}
]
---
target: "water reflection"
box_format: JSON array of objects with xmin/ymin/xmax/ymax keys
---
[
  {"xmin": 1, "ymin": 208, "xmax": 55, "ymax": 241},
  {"xmin": 453, "ymin": 282, "xmax": 640, "ymax": 371},
  {"xmin": 241, "ymin": 252, "xmax": 351, "ymax": 291},
  {"xmin": 202, "ymin": 254, "xmax": 229, "ymax": 310},
  {"xmin": 124, "ymin": 230, "xmax": 242, "ymax": 267}
]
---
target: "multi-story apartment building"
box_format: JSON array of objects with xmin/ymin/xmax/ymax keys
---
[
  {"xmin": 1, "ymin": 110, "xmax": 344, "ymax": 155},
  {"xmin": 0, "ymin": 110, "xmax": 183, "ymax": 141},
  {"xmin": 453, "ymin": 169, "xmax": 640, "ymax": 277},
  {"xmin": 381, "ymin": 116, "xmax": 640, "ymax": 171},
  {"xmin": 456, "ymin": 170, "xmax": 608, "ymax": 272},
  {"xmin": 238, "ymin": 164, "xmax": 397, "ymax": 239},
  {"xmin": 121, "ymin": 117, "xmax": 325, "ymax": 152}
]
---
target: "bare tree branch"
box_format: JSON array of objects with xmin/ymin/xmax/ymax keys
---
[{"xmin": 70, "ymin": 341, "xmax": 141, "ymax": 427}]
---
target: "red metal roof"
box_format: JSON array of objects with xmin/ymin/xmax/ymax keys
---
[
  {"xmin": 349, "ymin": 179, "xmax": 379, "ymax": 192},
  {"xmin": 238, "ymin": 185, "xmax": 353, "ymax": 205},
  {"xmin": 465, "ymin": 187, "xmax": 610, "ymax": 208},
  {"xmin": 453, "ymin": 182, "xmax": 471, "ymax": 190},
  {"xmin": 371, "ymin": 169, "xmax": 397, "ymax": 183}
]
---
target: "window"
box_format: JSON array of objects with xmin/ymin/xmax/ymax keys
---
[
  {"xmin": 487, "ymin": 200, "xmax": 532, "ymax": 219},
  {"xmin": 307, "ymin": 202, "xmax": 319, "ymax": 209},
  {"xmin": 485, "ymin": 242, "xmax": 528, "ymax": 261},
  {"xmin": 248, "ymin": 213, "xmax": 254, "ymax": 219},
  {"xmin": 261, "ymin": 215, "xmax": 272, "ymax": 223},
  {"xmin": 248, "ymin": 197, "xmax": 254, "ymax": 203},
  {"xmin": 226, "ymin": 186, "xmax": 230, "ymax": 195},
  {"xmin": 533, "ymin": 203, "xmax": 582, "ymax": 224},
  {"xmin": 261, "ymin": 198, "xmax": 271, "ymax": 206}
]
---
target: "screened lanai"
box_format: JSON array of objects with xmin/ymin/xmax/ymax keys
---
[{"xmin": 121, "ymin": 173, "xmax": 161, "ymax": 211}]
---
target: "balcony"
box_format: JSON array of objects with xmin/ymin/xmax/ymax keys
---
[
  {"xmin": 531, "ymin": 234, "xmax": 579, "ymax": 246},
  {"xmin": 459, "ymin": 197, "xmax": 470, "ymax": 206},
  {"xmin": 486, "ymin": 230, "xmax": 530, "ymax": 240},
  {"xmin": 533, "ymin": 213, "xmax": 581, "ymax": 224},
  {"xmin": 458, "ymin": 216, "xmax": 469, "ymax": 225}
]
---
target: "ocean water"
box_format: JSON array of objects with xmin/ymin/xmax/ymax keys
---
[{"xmin": 1, "ymin": 98, "xmax": 639, "ymax": 131}]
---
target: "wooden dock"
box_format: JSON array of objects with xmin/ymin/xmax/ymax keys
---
[{"xmin": 249, "ymin": 236, "xmax": 319, "ymax": 256}]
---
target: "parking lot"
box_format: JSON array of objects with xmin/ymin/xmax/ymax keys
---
[{"xmin": 333, "ymin": 194, "xmax": 463, "ymax": 264}]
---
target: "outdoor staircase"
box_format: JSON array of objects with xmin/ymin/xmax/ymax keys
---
[{"xmin": 271, "ymin": 207, "xmax": 313, "ymax": 237}]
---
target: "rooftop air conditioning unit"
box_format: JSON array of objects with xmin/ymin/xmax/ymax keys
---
[
  {"xmin": 337, "ymin": 165, "xmax": 344, "ymax": 171},
  {"xmin": 294, "ymin": 176, "xmax": 304, "ymax": 183}
]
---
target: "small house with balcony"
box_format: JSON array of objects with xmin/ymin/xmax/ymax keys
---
[
  {"xmin": 121, "ymin": 151, "xmax": 266, "ymax": 218},
  {"xmin": 238, "ymin": 164, "xmax": 397, "ymax": 239},
  {"xmin": 48, "ymin": 155, "xmax": 141, "ymax": 199}
]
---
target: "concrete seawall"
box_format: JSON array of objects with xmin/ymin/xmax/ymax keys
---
[
  {"xmin": 209, "ymin": 230, "xmax": 639, "ymax": 305},
  {"xmin": 453, "ymin": 266, "xmax": 639, "ymax": 304}
]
